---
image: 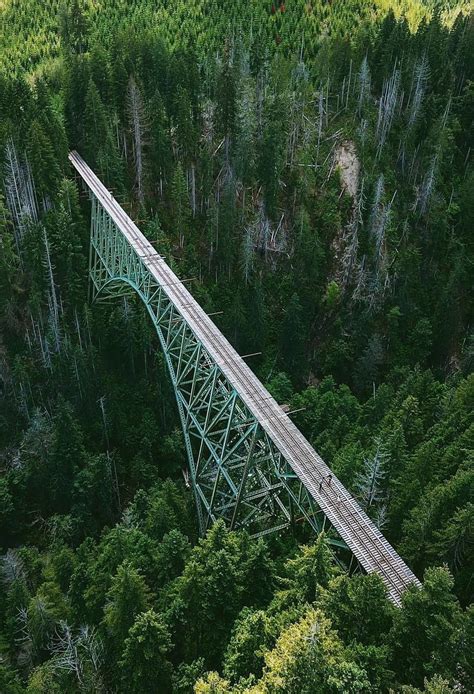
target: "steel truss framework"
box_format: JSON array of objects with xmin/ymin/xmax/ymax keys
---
[
  {"xmin": 72, "ymin": 149, "xmax": 421, "ymax": 604},
  {"xmin": 89, "ymin": 196, "xmax": 341, "ymax": 543}
]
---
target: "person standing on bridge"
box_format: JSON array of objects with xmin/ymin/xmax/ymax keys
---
[{"xmin": 327, "ymin": 473, "xmax": 333, "ymax": 486}]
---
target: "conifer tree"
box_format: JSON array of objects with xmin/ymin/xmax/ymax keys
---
[
  {"xmin": 119, "ymin": 609, "xmax": 173, "ymax": 693},
  {"xmin": 83, "ymin": 80, "xmax": 108, "ymax": 169},
  {"xmin": 103, "ymin": 562, "xmax": 152, "ymax": 654},
  {"xmin": 171, "ymin": 162, "xmax": 191, "ymax": 249}
]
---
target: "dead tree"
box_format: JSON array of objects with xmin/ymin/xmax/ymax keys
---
[
  {"xmin": 43, "ymin": 226, "xmax": 62, "ymax": 354},
  {"xmin": 408, "ymin": 54, "xmax": 430, "ymax": 129},
  {"xmin": 357, "ymin": 56, "xmax": 371, "ymax": 116},
  {"xmin": 127, "ymin": 77, "xmax": 148, "ymax": 205},
  {"xmin": 355, "ymin": 439, "xmax": 389, "ymax": 510},
  {"xmin": 376, "ymin": 65, "xmax": 400, "ymax": 159},
  {"xmin": 4, "ymin": 139, "xmax": 38, "ymax": 249}
]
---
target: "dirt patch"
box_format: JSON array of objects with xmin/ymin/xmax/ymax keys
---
[{"xmin": 335, "ymin": 140, "xmax": 360, "ymax": 199}]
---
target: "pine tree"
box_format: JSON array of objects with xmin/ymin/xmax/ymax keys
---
[
  {"xmin": 171, "ymin": 162, "xmax": 190, "ymax": 249},
  {"xmin": 150, "ymin": 89, "xmax": 172, "ymax": 197},
  {"xmin": 26, "ymin": 122, "xmax": 61, "ymax": 208},
  {"xmin": 254, "ymin": 608, "xmax": 371, "ymax": 693},
  {"xmin": 48, "ymin": 401, "xmax": 86, "ymax": 514},
  {"xmin": 83, "ymin": 79, "xmax": 108, "ymax": 169},
  {"xmin": 284, "ymin": 534, "xmax": 336, "ymax": 602},
  {"xmin": 119, "ymin": 610, "xmax": 173, "ymax": 693},
  {"xmin": 59, "ymin": 0, "xmax": 89, "ymax": 55},
  {"xmin": 389, "ymin": 567, "xmax": 463, "ymax": 687},
  {"xmin": 280, "ymin": 293, "xmax": 306, "ymax": 382},
  {"xmin": 103, "ymin": 562, "xmax": 152, "ymax": 653},
  {"xmin": 223, "ymin": 608, "xmax": 270, "ymax": 682}
]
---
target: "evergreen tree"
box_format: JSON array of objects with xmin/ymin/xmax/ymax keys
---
[
  {"xmin": 103, "ymin": 562, "xmax": 152, "ymax": 656},
  {"xmin": 324, "ymin": 573, "xmax": 394, "ymax": 646},
  {"xmin": 48, "ymin": 401, "xmax": 86, "ymax": 514},
  {"xmin": 223, "ymin": 608, "xmax": 271, "ymax": 682},
  {"xmin": 251, "ymin": 608, "xmax": 371, "ymax": 693},
  {"xmin": 59, "ymin": 0, "xmax": 89, "ymax": 56},
  {"xmin": 389, "ymin": 567, "xmax": 464, "ymax": 687},
  {"xmin": 119, "ymin": 609, "xmax": 173, "ymax": 693},
  {"xmin": 280, "ymin": 293, "xmax": 306, "ymax": 383},
  {"xmin": 171, "ymin": 162, "xmax": 191, "ymax": 250},
  {"xmin": 83, "ymin": 79, "xmax": 108, "ymax": 169},
  {"xmin": 26, "ymin": 122, "xmax": 61, "ymax": 205},
  {"xmin": 283, "ymin": 533, "xmax": 337, "ymax": 602}
]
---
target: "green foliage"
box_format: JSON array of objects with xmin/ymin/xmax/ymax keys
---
[
  {"xmin": 324, "ymin": 280, "xmax": 342, "ymax": 310},
  {"xmin": 280, "ymin": 294, "xmax": 306, "ymax": 383},
  {"xmin": 0, "ymin": 3, "xmax": 472, "ymax": 693},
  {"xmin": 223, "ymin": 608, "xmax": 271, "ymax": 683},
  {"xmin": 0, "ymin": 664, "xmax": 25, "ymax": 694},
  {"xmin": 265, "ymin": 373, "xmax": 294, "ymax": 404},
  {"xmin": 103, "ymin": 562, "xmax": 152, "ymax": 648},
  {"xmin": 172, "ymin": 658, "xmax": 206, "ymax": 694},
  {"xmin": 389, "ymin": 566, "xmax": 465, "ymax": 687},
  {"xmin": 195, "ymin": 672, "xmax": 233, "ymax": 694},
  {"xmin": 59, "ymin": 0, "xmax": 89, "ymax": 56},
  {"xmin": 119, "ymin": 609, "xmax": 173, "ymax": 693},
  {"xmin": 399, "ymin": 675, "xmax": 458, "ymax": 693},
  {"xmin": 283, "ymin": 534, "xmax": 337, "ymax": 602},
  {"xmin": 324, "ymin": 573, "xmax": 394, "ymax": 646},
  {"xmin": 167, "ymin": 521, "xmax": 275, "ymax": 667},
  {"xmin": 249, "ymin": 608, "xmax": 371, "ymax": 693}
]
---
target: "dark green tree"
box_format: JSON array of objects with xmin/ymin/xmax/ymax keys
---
[
  {"xmin": 223, "ymin": 608, "xmax": 271, "ymax": 682},
  {"xmin": 59, "ymin": 0, "xmax": 89, "ymax": 55},
  {"xmin": 119, "ymin": 609, "xmax": 173, "ymax": 693},
  {"xmin": 389, "ymin": 566, "xmax": 464, "ymax": 687},
  {"xmin": 103, "ymin": 562, "xmax": 152, "ymax": 655}
]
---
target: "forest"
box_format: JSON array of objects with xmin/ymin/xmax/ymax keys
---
[{"xmin": 0, "ymin": 0, "xmax": 473, "ymax": 692}]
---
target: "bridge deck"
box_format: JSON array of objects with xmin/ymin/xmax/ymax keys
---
[{"xmin": 69, "ymin": 150, "xmax": 421, "ymax": 605}]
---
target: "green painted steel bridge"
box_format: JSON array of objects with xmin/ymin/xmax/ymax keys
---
[{"xmin": 69, "ymin": 151, "xmax": 421, "ymax": 605}]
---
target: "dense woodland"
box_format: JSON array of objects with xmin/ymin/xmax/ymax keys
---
[{"xmin": 0, "ymin": 0, "xmax": 473, "ymax": 692}]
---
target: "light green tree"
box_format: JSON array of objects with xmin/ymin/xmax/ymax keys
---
[{"xmin": 249, "ymin": 608, "xmax": 370, "ymax": 693}]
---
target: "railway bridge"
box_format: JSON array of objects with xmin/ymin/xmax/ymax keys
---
[{"xmin": 69, "ymin": 150, "xmax": 421, "ymax": 605}]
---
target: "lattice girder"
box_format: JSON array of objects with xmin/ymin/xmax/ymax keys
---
[{"xmin": 89, "ymin": 193, "xmax": 331, "ymax": 541}]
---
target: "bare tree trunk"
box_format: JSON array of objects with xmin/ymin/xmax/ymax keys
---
[
  {"xmin": 127, "ymin": 77, "xmax": 148, "ymax": 205},
  {"xmin": 43, "ymin": 226, "xmax": 61, "ymax": 354},
  {"xmin": 4, "ymin": 139, "xmax": 38, "ymax": 250}
]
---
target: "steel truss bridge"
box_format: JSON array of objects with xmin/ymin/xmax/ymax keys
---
[{"xmin": 69, "ymin": 151, "xmax": 420, "ymax": 605}]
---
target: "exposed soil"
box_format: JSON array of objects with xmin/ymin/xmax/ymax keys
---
[{"xmin": 335, "ymin": 140, "xmax": 360, "ymax": 199}]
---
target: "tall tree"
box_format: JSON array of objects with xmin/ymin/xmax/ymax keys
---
[
  {"xmin": 389, "ymin": 567, "xmax": 464, "ymax": 687},
  {"xmin": 119, "ymin": 609, "xmax": 173, "ymax": 693},
  {"xmin": 103, "ymin": 562, "xmax": 152, "ymax": 657}
]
